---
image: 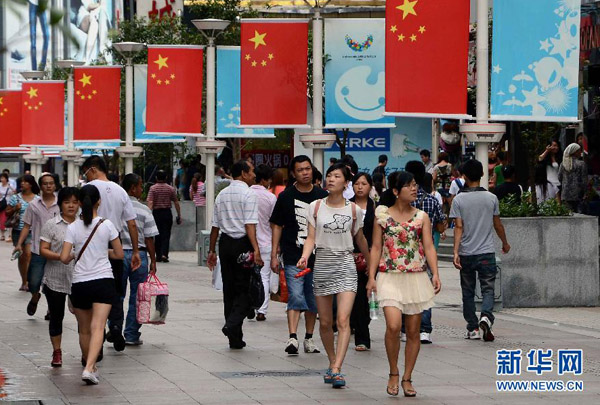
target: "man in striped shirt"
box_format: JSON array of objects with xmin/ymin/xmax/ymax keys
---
[
  {"xmin": 207, "ymin": 160, "xmax": 262, "ymax": 349},
  {"xmin": 120, "ymin": 174, "xmax": 160, "ymax": 345},
  {"xmin": 147, "ymin": 170, "xmax": 181, "ymax": 263}
]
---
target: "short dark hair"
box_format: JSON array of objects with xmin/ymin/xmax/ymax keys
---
[
  {"xmin": 378, "ymin": 154, "xmax": 388, "ymax": 164},
  {"xmin": 352, "ymin": 172, "xmax": 373, "ymax": 187},
  {"xmin": 420, "ymin": 149, "xmax": 431, "ymax": 158},
  {"xmin": 313, "ymin": 167, "xmax": 323, "ymax": 183},
  {"xmin": 231, "ymin": 160, "xmax": 251, "ymax": 178},
  {"xmin": 1, "ymin": 173, "xmax": 8, "ymax": 181},
  {"xmin": 255, "ymin": 164, "xmax": 273, "ymax": 183},
  {"xmin": 497, "ymin": 151, "xmax": 506, "ymax": 161},
  {"xmin": 342, "ymin": 155, "xmax": 358, "ymax": 176},
  {"xmin": 326, "ymin": 162, "xmax": 352, "ymax": 181},
  {"xmin": 462, "ymin": 159, "xmax": 484, "ymax": 182},
  {"xmin": 122, "ymin": 173, "xmax": 141, "ymax": 193},
  {"xmin": 57, "ymin": 187, "xmax": 80, "ymax": 211},
  {"xmin": 502, "ymin": 164, "xmax": 516, "ymax": 179},
  {"xmin": 404, "ymin": 161, "xmax": 425, "ymax": 187},
  {"xmin": 329, "ymin": 157, "xmax": 338, "ymax": 164},
  {"xmin": 290, "ymin": 155, "xmax": 312, "ymax": 172},
  {"xmin": 82, "ymin": 155, "xmax": 107, "ymax": 173},
  {"xmin": 2, "ymin": 169, "xmax": 9, "ymax": 173},
  {"xmin": 422, "ymin": 173, "xmax": 433, "ymax": 193},
  {"xmin": 393, "ymin": 171, "xmax": 415, "ymax": 191},
  {"xmin": 156, "ymin": 170, "xmax": 168, "ymax": 182}
]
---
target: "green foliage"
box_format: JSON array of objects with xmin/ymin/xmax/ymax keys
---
[{"xmin": 499, "ymin": 192, "xmax": 571, "ymax": 217}]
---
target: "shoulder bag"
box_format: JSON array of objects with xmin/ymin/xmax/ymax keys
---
[{"xmin": 75, "ymin": 219, "xmax": 105, "ymax": 263}]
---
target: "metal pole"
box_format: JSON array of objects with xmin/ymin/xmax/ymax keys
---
[
  {"xmin": 125, "ymin": 60, "xmax": 134, "ymax": 174},
  {"xmin": 205, "ymin": 40, "xmax": 216, "ymax": 229},
  {"xmin": 476, "ymin": 0, "xmax": 490, "ymax": 189},
  {"xmin": 67, "ymin": 72, "xmax": 76, "ymax": 186},
  {"xmin": 312, "ymin": 9, "xmax": 324, "ymax": 173}
]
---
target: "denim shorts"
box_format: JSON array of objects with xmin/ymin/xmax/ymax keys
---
[
  {"xmin": 284, "ymin": 265, "xmax": 318, "ymax": 313},
  {"xmin": 27, "ymin": 253, "xmax": 47, "ymax": 294},
  {"xmin": 12, "ymin": 229, "xmax": 31, "ymax": 247}
]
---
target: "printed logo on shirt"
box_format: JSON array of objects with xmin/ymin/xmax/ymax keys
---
[
  {"xmin": 294, "ymin": 199, "xmax": 310, "ymax": 248},
  {"xmin": 323, "ymin": 214, "xmax": 351, "ymax": 234}
]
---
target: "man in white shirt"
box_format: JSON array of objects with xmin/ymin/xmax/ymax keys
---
[
  {"xmin": 119, "ymin": 174, "xmax": 159, "ymax": 345},
  {"xmin": 81, "ymin": 156, "xmax": 140, "ymax": 352},
  {"xmin": 249, "ymin": 164, "xmax": 277, "ymax": 321},
  {"xmin": 421, "ymin": 149, "xmax": 435, "ymax": 174},
  {"xmin": 207, "ymin": 160, "xmax": 262, "ymax": 349}
]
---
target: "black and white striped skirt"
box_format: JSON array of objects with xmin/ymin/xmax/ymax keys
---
[{"xmin": 313, "ymin": 248, "xmax": 357, "ymax": 296}]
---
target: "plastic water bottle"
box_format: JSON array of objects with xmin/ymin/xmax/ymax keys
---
[
  {"xmin": 11, "ymin": 250, "xmax": 21, "ymax": 261},
  {"xmin": 369, "ymin": 291, "xmax": 379, "ymax": 320}
]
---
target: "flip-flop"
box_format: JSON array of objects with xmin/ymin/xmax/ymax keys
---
[{"xmin": 355, "ymin": 344, "xmax": 369, "ymax": 351}]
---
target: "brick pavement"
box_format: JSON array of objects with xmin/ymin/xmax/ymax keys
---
[{"xmin": 0, "ymin": 241, "xmax": 599, "ymax": 404}]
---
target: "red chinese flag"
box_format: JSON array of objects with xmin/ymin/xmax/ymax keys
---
[
  {"xmin": 21, "ymin": 81, "xmax": 65, "ymax": 146},
  {"xmin": 146, "ymin": 46, "xmax": 204, "ymax": 135},
  {"xmin": 0, "ymin": 90, "xmax": 22, "ymax": 148},
  {"xmin": 74, "ymin": 66, "xmax": 121, "ymax": 142},
  {"xmin": 241, "ymin": 20, "xmax": 309, "ymax": 126},
  {"xmin": 385, "ymin": 0, "xmax": 470, "ymax": 117}
]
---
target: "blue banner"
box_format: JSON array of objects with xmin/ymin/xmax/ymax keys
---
[
  {"xmin": 134, "ymin": 65, "xmax": 185, "ymax": 143},
  {"xmin": 324, "ymin": 19, "xmax": 394, "ymax": 129},
  {"xmin": 216, "ymin": 47, "xmax": 274, "ymax": 138},
  {"xmin": 325, "ymin": 118, "xmax": 431, "ymax": 175},
  {"xmin": 491, "ymin": 0, "xmax": 580, "ymax": 122}
]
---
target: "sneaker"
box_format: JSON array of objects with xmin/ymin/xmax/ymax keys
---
[
  {"xmin": 285, "ymin": 337, "xmax": 299, "ymax": 355},
  {"xmin": 479, "ymin": 316, "xmax": 495, "ymax": 342},
  {"xmin": 303, "ymin": 338, "xmax": 320, "ymax": 353},
  {"xmin": 464, "ymin": 329, "xmax": 481, "ymax": 339},
  {"xmin": 51, "ymin": 349, "xmax": 62, "ymax": 367},
  {"xmin": 420, "ymin": 332, "xmax": 432, "ymax": 344},
  {"xmin": 82, "ymin": 370, "xmax": 99, "ymax": 385},
  {"xmin": 400, "ymin": 333, "xmax": 407, "ymax": 342},
  {"xmin": 125, "ymin": 340, "xmax": 144, "ymax": 346}
]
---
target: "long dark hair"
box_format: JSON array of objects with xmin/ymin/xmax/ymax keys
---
[
  {"xmin": 21, "ymin": 174, "xmax": 40, "ymax": 194},
  {"xmin": 57, "ymin": 187, "xmax": 80, "ymax": 212},
  {"xmin": 534, "ymin": 163, "xmax": 549, "ymax": 198},
  {"xmin": 80, "ymin": 185, "xmax": 100, "ymax": 226},
  {"xmin": 543, "ymin": 138, "xmax": 563, "ymax": 166},
  {"xmin": 372, "ymin": 172, "xmax": 384, "ymax": 196}
]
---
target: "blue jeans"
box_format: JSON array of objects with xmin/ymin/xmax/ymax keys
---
[
  {"xmin": 121, "ymin": 250, "xmax": 149, "ymax": 342},
  {"xmin": 284, "ymin": 265, "xmax": 317, "ymax": 313},
  {"xmin": 29, "ymin": 3, "xmax": 49, "ymax": 70},
  {"xmin": 460, "ymin": 253, "xmax": 497, "ymax": 331},
  {"xmin": 27, "ymin": 253, "xmax": 47, "ymax": 294}
]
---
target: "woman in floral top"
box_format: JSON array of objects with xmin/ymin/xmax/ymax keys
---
[{"xmin": 367, "ymin": 171, "xmax": 441, "ymax": 397}]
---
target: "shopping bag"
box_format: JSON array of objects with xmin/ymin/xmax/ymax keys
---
[
  {"xmin": 249, "ymin": 265, "xmax": 265, "ymax": 309},
  {"xmin": 137, "ymin": 274, "xmax": 169, "ymax": 325},
  {"xmin": 211, "ymin": 257, "xmax": 223, "ymax": 291}
]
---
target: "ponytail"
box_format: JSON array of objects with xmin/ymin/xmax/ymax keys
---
[{"xmin": 79, "ymin": 185, "xmax": 100, "ymax": 226}]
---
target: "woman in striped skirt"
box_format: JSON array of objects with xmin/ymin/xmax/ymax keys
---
[{"xmin": 297, "ymin": 163, "xmax": 370, "ymax": 389}]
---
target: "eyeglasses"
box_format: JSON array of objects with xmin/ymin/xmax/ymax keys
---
[{"xmin": 82, "ymin": 167, "xmax": 93, "ymax": 177}]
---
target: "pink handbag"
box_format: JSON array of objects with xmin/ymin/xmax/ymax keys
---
[{"xmin": 136, "ymin": 274, "xmax": 169, "ymax": 325}]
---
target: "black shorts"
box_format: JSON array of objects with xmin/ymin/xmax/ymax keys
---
[{"xmin": 70, "ymin": 278, "xmax": 116, "ymax": 310}]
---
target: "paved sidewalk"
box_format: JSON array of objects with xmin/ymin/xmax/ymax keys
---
[{"xmin": 0, "ymin": 240, "xmax": 599, "ymax": 404}]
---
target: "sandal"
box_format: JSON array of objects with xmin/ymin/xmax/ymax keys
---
[
  {"xmin": 386, "ymin": 373, "xmax": 399, "ymax": 396},
  {"xmin": 401, "ymin": 379, "xmax": 417, "ymax": 397},
  {"xmin": 323, "ymin": 368, "xmax": 334, "ymax": 384},
  {"xmin": 355, "ymin": 344, "xmax": 369, "ymax": 352},
  {"xmin": 331, "ymin": 372, "xmax": 346, "ymax": 388}
]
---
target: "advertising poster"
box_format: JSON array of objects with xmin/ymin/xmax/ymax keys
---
[
  {"xmin": 324, "ymin": 18, "xmax": 394, "ymax": 128},
  {"xmin": 134, "ymin": 64, "xmax": 185, "ymax": 143},
  {"xmin": 491, "ymin": 0, "xmax": 580, "ymax": 122},
  {"xmin": 325, "ymin": 117, "xmax": 432, "ymax": 175}
]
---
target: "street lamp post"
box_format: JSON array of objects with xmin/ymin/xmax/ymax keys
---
[
  {"xmin": 460, "ymin": 0, "xmax": 505, "ymax": 189},
  {"xmin": 112, "ymin": 42, "xmax": 146, "ymax": 175},
  {"xmin": 56, "ymin": 60, "xmax": 85, "ymax": 186},
  {"xmin": 20, "ymin": 71, "xmax": 47, "ymax": 179},
  {"xmin": 192, "ymin": 19, "xmax": 230, "ymax": 230},
  {"xmin": 299, "ymin": 2, "xmax": 336, "ymax": 173}
]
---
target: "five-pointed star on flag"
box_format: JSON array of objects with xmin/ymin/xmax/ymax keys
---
[
  {"xmin": 27, "ymin": 87, "xmax": 38, "ymax": 99},
  {"xmin": 397, "ymin": 0, "xmax": 418, "ymax": 19},
  {"xmin": 410, "ymin": 34, "xmax": 417, "ymax": 42},
  {"xmin": 418, "ymin": 26, "xmax": 426, "ymax": 34},
  {"xmin": 154, "ymin": 54, "xmax": 169, "ymax": 70},
  {"xmin": 0, "ymin": 96, "xmax": 3, "ymax": 105},
  {"xmin": 390, "ymin": 25, "xmax": 398, "ymax": 33},
  {"xmin": 249, "ymin": 30, "xmax": 267, "ymax": 49},
  {"xmin": 79, "ymin": 73, "xmax": 92, "ymax": 87},
  {"xmin": 398, "ymin": 34, "xmax": 405, "ymax": 41}
]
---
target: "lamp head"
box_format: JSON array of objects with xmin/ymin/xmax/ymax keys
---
[
  {"xmin": 20, "ymin": 71, "xmax": 45, "ymax": 80},
  {"xmin": 55, "ymin": 60, "xmax": 85, "ymax": 69},
  {"xmin": 112, "ymin": 42, "xmax": 146, "ymax": 58},
  {"xmin": 191, "ymin": 19, "xmax": 230, "ymax": 39}
]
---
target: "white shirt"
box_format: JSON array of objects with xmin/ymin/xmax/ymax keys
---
[
  {"xmin": 64, "ymin": 217, "xmax": 119, "ymax": 284},
  {"xmin": 546, "ymin": 163, "xmax": 560, "ymax": 187},
  {"xmin": 249, "ymin": 185, "xmax": 276, "ymax": 250},
  {"xmin": 120, "ymin": 196, "xmax": 159, "ymax": 250},
  {"xmin": 343, "ymin": 182, "xmax": 355, "ymax": 199},
  {"xmin": 308, "ymin": 199, "xmax": 364, "ymax": 252},
  {"xmin": 88, "ymin": 179, "xmax": 136, "ymax": 233},
  {"xmin": 449, "ymin": 178, "xmax": 465, "ymax": 196},
  {"xmin": 211, "ymin": 180, "xmax": 258, "ymax": 239}
]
